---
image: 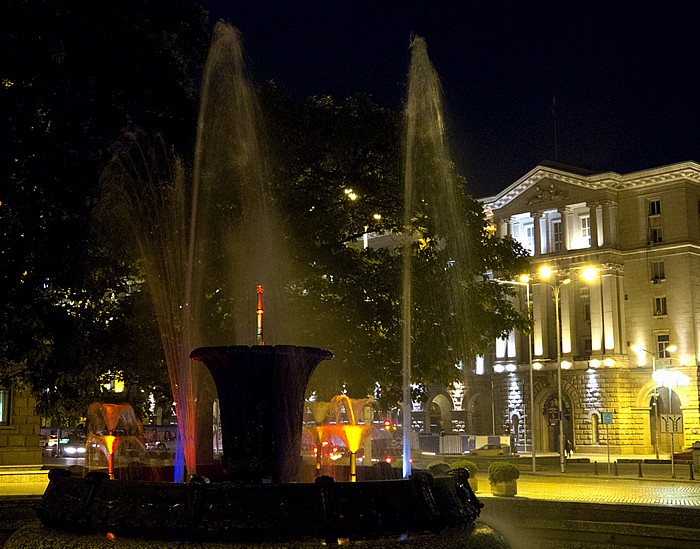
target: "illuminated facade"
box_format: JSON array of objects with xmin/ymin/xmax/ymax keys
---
[{"xmin": 451, "ymin": 161, "xmax": 700, "ymax": 455}]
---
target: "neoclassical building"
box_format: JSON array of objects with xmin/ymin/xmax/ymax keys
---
[{"xmin": 424, "ymin": 161, "xmax": 700, "ymax": 456}]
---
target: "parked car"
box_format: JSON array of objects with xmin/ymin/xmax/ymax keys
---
[
  {"xmin": 466, "ymin": 443, "xmax": 511, "ymax": 457},
  {"xmin": 51, "ymin": 435, "xmax": 87, "ymax": 458},
  {"xmin": 144, "ymin": 429, "xmax": 177, "ymax": 452}
]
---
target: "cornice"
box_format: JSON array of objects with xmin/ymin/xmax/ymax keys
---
[{"xmin": 481, "ymin": 161, "xmax": 700, "ymax": 211}]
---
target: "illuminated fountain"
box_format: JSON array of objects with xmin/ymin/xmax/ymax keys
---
[
  {"xmin": 7, "ymin": 23, "xmax": 506, "ymax": 549},
  {"xmin": 85, "ymin": 402, "xmax": 146, "ymax": 480},
  {"xmin": 309, "ymin": 395, "xmax": 374, "ymax": 482}
]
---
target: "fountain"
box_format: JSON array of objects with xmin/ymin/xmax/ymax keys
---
[
  {"xmin": 84, "ymin": 402, "xmax": 146, "ymax": 479},
  {"xmin": 308, "ymin": 395, "xmax": 374, "ymax": 482},
  {"xmin": 6, "ymin": 23, "xmax": 509, "ymax": 548}
]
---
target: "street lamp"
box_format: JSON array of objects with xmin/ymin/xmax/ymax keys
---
[
  {"xmin": 495, "ymin": 274, "xmax": 536, "ymax": 472},
  {"xmin": 539, "ymin": 266, "xmax": 571, "ymax": 473},
  {"xmin": 631, "ymin": 343, "xmax": 676, "ymax": 460}
]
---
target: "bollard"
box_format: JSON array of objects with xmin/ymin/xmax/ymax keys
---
[
  {"xmin": 594, "ymin": 461, "xmax": 599, "ymax": 476},
  {"xmin": 690, "ymin": 463, "xmax": 695, "ymax": 481},
  {"xmin": 613, "ymin": 461, "xmax": 619, "ymax": 476},
  {"xmin": 638, "ymin": 462, "xmax": 643, "ymax": 478}
]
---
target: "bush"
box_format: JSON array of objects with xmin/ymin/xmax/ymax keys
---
[
  {"xmin": 488, "ymin": 461, "xmax": 520, "ymax": 483},
  {"xmin": 449, "ymin": 459, "xmax": 478, "ymax": 477},
  {"xmin": 428, "ymin": 462, "xmax": 451, "ymax": 476}
]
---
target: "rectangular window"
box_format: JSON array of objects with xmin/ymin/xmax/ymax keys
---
[
  {"xmin": 654, "ymin": 296, "xmax": 667, "ymax": 316},
  {"xmin": 552, "ymin": 220, "xmax": 562, "ymax": 252},
  {"xmin": 648, "ymin": 199, "xmax": 661, "ymax": 216},
  {"xmin": 525, "ymin": 225, "xmax": 535, "ymax": 254},
  {"xmin": 650, "ymin": 227, "xmax": 663, "ymax": 244},
  {"xmin": 0, "ymin": 388, "xmax": 10, "ymax": 426},
  {"xmin": 657, "ymin": 334, "xmax": 672, "ymax": 358},
  {"xmin": 651, "ymin": 260, "xmax": 665, "ymax": 282},
  {"xmin": 580, "ymin": 215, "xmax": 591, "ymax": 246}
]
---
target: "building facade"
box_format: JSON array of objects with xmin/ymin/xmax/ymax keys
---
[
  {"xmin": 425, "ymin": 161, "xmax": 700, "ymax": 456},
  {"xmin": 0, "ymin": 386, "xmax": 42, "ymax": 465}
]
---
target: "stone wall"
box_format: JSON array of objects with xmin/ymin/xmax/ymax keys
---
[{"xmin": 0, "ymin": 389, "xmax": 42, "ymax": 466}]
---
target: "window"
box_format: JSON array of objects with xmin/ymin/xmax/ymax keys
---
[
  {"xmin": 525, "ymin": 224, "xmax": 535, "ymax": 254},
  {"xmin": 583, "ymin": 303, "xmax": 591, "ymax": 321},
  {"xmin": 657, "ymin": 334, "xmax": 672, "ymax": 358},
  {"xmin": 649, "ymin": 227, "xmax": 663, "ymax": 244},
  {"xmin": 0, "ymin": 388, "xmax": 10, "ymax": 426},
  {"xmin": 654, "ymin": 296, "xmax": 667, "ymax": 316},
  {"xmin": 552, "ymin": 220, "xmax": 562, "ymax": 252},
  {"xmin": 580, "ymin": 215, "xmax": 591, "ymax": 246},
  {"xmin": 651, "ymin": 260, "xmax": 665, "ymax": 282},
  {"xmin": 648, "ymin": 199, "xmax": 661, "ymax": 216}
]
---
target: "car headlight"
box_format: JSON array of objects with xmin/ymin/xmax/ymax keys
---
[
  {"xmin": 77, "ymin": 447, "xmax": 86, "ymax": 454},
  {"xmin": 64, "ymin": 446, "xmax": 77, "ymax": 455}
]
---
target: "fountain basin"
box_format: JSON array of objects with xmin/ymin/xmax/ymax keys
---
[{"xmin": 31, "ymin": 467, "xmax": 485, "ymax": 545}]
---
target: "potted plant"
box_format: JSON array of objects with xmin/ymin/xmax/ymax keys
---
[
  {"xmin": 488, "ymin": 461, "xmax": 519, "ymax": 496},
  {"xmin": 449, "ymin": 458, "xmax": 479, "ymax": 491}
]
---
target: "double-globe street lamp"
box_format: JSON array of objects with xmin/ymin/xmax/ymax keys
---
[
  {"xmin": 538, "ymin": 267, "xmax": 570, "ymax": 473},
  {"xmin": 539, "ymin": 266, "xmax": 597, "ymax": 473}
]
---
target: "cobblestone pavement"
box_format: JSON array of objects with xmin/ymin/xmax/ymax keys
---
[{"xmin": 477, "ymin": 473, "xmax": 700, "ymax": 506}]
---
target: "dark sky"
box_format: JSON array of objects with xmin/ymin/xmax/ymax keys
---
[{"xmin": 198, "ymin": 1, "xmax": 700, "ymax": 198}]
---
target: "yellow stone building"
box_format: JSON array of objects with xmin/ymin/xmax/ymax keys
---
[{"xmin": 426, "ymin": 161, "xmax": 700, "ymax": 456}]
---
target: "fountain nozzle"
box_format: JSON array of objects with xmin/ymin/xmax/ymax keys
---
[{"xmin": 256, "ymin": 285, "xmax": 264, "ymax": 345}]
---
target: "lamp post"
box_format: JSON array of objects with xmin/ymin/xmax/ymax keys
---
[
  {"xmin": 539, "ymin": 267, "xmax": 571, "ymax": 473},
  {"xmin": 496, "ymin": 275, "xmax": 536, "ymax": 472}
]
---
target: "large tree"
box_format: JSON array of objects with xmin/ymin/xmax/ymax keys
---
[
  {"xmin": 0, "ymin": 0, "xmax": 209, "ymax": 422},
  {"xmin": 260, "ymin": 86, "xmax": 530, "ymax": 405}
]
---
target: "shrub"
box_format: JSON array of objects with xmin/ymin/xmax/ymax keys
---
[
  {"xmin": 488, "ymin": 461, "xmax": 520, "ymax": 483},
  {"xmin": 449, "ymin": 459, "xmax": 478, "ymax": 477},
  {"xmin": 428, "ymin": 462, "xmax": 451, "ymax": 476}
]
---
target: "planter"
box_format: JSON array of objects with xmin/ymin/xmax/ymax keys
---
[{"xmin": 490, "ymin": 480, "xmax": 517, "ymax": 497}]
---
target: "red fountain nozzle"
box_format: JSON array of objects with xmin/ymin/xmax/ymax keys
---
[{"xmin": 256, "ymin": 285, "xmax": 264, "ymax": 345}]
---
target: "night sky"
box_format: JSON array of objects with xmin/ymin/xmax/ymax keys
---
[{"xmin": 198, "ymin": 1, "xmax": 700, "ymax": 198}]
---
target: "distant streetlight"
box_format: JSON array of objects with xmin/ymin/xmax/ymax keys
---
[{"xmin": 539, "ymin": 266, "xmax": 571, "ymax": 473}]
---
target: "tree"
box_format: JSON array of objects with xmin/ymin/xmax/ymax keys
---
[
  {"xmin": 260, "ymin": 86, "xmax": 530, "ymax": 405},
  {"xmin": 0, "ymin": 0, "xmax": 209, "ymax": 422}
]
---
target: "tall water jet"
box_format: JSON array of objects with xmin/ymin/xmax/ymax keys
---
[
  {"xmin": 97, "ymin": 21, "xmax": 300, "ymax": 479},
  {"xmin": 402, "ymin": 37, "xmax": 477, "ymax": 477}
]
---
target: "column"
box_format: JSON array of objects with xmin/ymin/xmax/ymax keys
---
[
  {"xmin": 558, "ymin": 207, "xmax": 569, "ymax": 252},
  {"xmin": 589, "ymin": 275, "xmax": 604, "ymax": 354},
  {"xmin": 601, "ymin": 268, "xmax": 624, "ymax": 354},
  {"xmin": 560, "ymin": 284, "xmax": 572, "ymax": 355},
  {"xmin": 532, "ymin": 212, "xmax": 542, "ymax": 257},
  {"xmin": 533, "ymin": 283, "xmax": 548, "ymax": 358},
  {"xmin": 587, "ymin": 202, "xmax": 599, "ymax": 248},
  {"xmin": 601, "ymin": 201, "xmax": 618, "ymax": 247}
]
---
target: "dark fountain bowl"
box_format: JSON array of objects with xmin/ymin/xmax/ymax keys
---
[{"xmin": 9, "ymin": 465, "xmax": 509, "ymax": 548}]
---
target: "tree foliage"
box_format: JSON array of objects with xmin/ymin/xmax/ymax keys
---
[
  {"xmin": 0, "ymin": 0, "xmax": 209, "ymax": 423},
  {"xmin": 260, "ymin": 86, "xmax": 530, "ymax": 405}
]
